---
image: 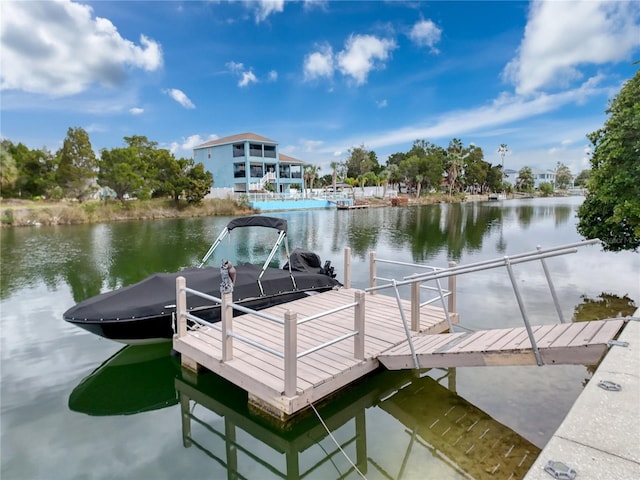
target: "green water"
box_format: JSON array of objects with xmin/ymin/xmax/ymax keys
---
[{"xmin": 2, "ymin": 197, "xmax": 638, "ymax": 480}]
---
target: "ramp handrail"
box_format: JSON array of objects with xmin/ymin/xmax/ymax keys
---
[{"xmin": 364, "ymin": 239, "xmax": 600, "ymax": 366}]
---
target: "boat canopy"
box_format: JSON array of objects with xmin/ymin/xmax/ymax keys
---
[{"xmin": 226, "ymin": 216, "xmax": 287, "ymax": 233}]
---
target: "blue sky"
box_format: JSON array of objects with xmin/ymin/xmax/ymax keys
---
[{"xmin": 2, "ymin": 0, "xmax": 639, "ymax": 177}]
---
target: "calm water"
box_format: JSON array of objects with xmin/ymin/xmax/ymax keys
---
[{"xmin": 2, "ymin": 197, "xmax": 638, "ymax": 480}]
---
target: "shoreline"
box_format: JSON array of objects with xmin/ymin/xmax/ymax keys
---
[{"xmin": 0, "ymin": 192, "xmax": 559, "ymax": 228}]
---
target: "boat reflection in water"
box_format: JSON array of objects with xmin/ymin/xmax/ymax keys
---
[
  {"xmin": 68, "ymin": 342, "xmax": 179, "ymax": 416},
  {"xmin": 69, "ymin": 346, "xmax": 540, "ymax": 479}
]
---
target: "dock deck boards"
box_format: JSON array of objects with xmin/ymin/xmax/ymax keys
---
[
  {"xmin": 378, "ymin": 318, "xmax": 625, "ymax": 370},
  {"xmin": 172, "ymin": 286, "xmax": 625, "ymax": 419},
  {"xmin": 173, "ymin": 288, "xmax": 457, "ymax": 417}
]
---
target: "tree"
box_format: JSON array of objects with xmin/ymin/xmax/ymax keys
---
[
  {"xmin": 574, "ymin": 169, "xmax": 590, "ymax": 187},
  {"xmin": 56, "ymin": 127, "xmax": 98, "ymax": 201},
  {"xmin": 151, "ymin": 149, "xmax": 180, "ymax": 201},
  {"xmin": 498, "ymin": 144, "xmax": 509, "ymax": 175},
  {"xmin": 98, "ymin": 147, "xmax": 146, "ymax": 200},
  {"xmin": 345, "ymin": 145, "xmax": 378, "ymax": 178},
  {"xmin": 555, "ymin": 162, "xmax": 573, "ymax": 190},
  {"xmin": 515, "ymin": 166, "xmax": 534, "ymax": 192},
  {"xmin": 577, "ymin": 70, "xmax": 640, "ymax": 251},
  {"xmin": 184, "ymin": 161, "xmax": 213, "ymax": 204},
  {"xmin": 487, "ymin": 165, "xmax": 504, "ymax": 192},
  {"xmin": 329, "ymin": 161, "xmax": 340, "ymax": 194},
  {"xmin": 0, "ymin": 141, "xmax": 19, "ymax": 193},
  {"xmin": 303, "ymin": 164, "xmax": 320, "ymax": 197},
  {"xmin": 446, "ymin": 138, "xmax": 465, "ymax": 196},
  {"xmin": 539, "ymin": 182, "xmax": 554, "ymax": 196}
]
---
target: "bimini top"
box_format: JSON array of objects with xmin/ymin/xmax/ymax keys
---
[{"xmin": 226, "ymin": 216, "xmax": 287, "ymax": 233}]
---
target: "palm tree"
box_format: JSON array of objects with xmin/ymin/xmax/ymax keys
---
[
  {"xmin": 329, "ymin": 161, "xmax": 339, "ymax": 197},
  {"xmin": 498, "ymin": 144, "xmax": 509, "ymax": 177},
  {"xmin": 303, "ymin": 164, "xmax": 320, "ymax": 198},
  {"xmin": 447, "ymin": 138, "xmax": 464, "ymax": 197}
]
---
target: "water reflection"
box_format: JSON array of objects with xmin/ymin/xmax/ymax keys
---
[
  {"xmin": 0, "ymin": 200, "xmax": 583, "ymax": 304},
  {"xmin": 68, "ymin": 343, "xmax": 179, "ymax": 416},
  {"xmin": 177, "ymin": 368, "xmax": 540, "ymax": 480},
  {"xmin": 67, "ymin": 346, "xmax": 540, "ymax": 479}
]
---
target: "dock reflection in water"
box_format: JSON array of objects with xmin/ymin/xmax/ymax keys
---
[
  {"xmin": 68, "ymin": 346, "xmax": 539, "ymax": 479},
  {"xmin": 177, "ymin": 368, "xmax": 540, "ymax": 479}
]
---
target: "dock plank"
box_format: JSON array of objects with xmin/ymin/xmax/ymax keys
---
[
  {"xmin": 379, "ymin": 319, "xmax": 625, "ymax": 370},
  {"xmin": 174, "ymin": 287, "xmax": 454, "ymax": 417}
]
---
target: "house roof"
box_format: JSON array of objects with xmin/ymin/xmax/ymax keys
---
[
  {"xmin": 195, "ymin": 132, "xmax": 277, "ymax": 149},
  {"xmin": 279, "ymin": 153, "xmax": 303, "ymax": 164}
]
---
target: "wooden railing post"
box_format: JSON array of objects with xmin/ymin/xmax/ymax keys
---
[
  {"xmin": 410, "ymin": 279, "xmax": 420, "ymax": 331},
  {"xmin": 176, "ymin": 276, "xmax": 187, "ymax": 337},
  {"xmin": 369, "ymin": 251, "xmax": 376, "ymax": 294},
  {"xmin": 448, "ymin": 261, "xmax": 457, "ymax": 313},
  {"xmin": 221, "ymin": 291, "xmax": 233, "ymax": 361},
  {"xmin": 284, "ymin": 310, "xmax": 298, "ymax": 397},
  {"xmin": 344, "ymin": 247, "xmax": 351, "ymax": 289},
  {"xmin": 354, "ymin": 290, "xmax": 365, "ymax": 360}
]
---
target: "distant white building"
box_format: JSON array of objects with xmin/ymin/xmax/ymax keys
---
[
  {"xmin": 505, "ymin": 168, "xmax": 557, "ymax": 189},
  {"xmin": 531, "ymin": 169, "xmax": 556, "ymax": 189}
]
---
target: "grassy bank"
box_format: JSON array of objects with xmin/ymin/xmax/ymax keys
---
[
  {"xmin": 0, "ymin": 198, "xmax": 255, "ymax": 227},
  {"xmin": 0, "ymin": 192, "xmax": 485, "ymax": 227}
]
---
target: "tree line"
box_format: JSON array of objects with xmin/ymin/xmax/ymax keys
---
[
  {"xmin": 306, "ymin": 139, "xmax": 585, "ymax": 197},
  {"xmin": 1, "ymin": 128, "xmax": 213, "ymax": 204}
]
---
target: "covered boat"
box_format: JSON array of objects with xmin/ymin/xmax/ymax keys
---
[{"xmin": 64, "ymin": 216, "xmax": 341, "ymax": 344}]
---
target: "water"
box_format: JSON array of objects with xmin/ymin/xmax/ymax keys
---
[{"xmin": 2, "ymin": 197, "xmax": 638, "ymax": 480}]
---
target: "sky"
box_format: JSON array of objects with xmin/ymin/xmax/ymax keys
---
[{"xmin": 1, "ymin": 0, "xmax": 639, "ymax": 177}]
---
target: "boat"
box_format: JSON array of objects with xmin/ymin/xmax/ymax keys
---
[{"xmin": 63, "ymin": 216, "xmax": 342, "ymax": 344}]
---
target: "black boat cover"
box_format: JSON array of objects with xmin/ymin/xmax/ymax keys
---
[{"xmin": 64, "ymin": 260, "xmax": 340, "ymax": 323}]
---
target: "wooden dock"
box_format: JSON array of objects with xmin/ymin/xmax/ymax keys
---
[
  {"xmin": 173, "ymin": 288, "xmax": 457, "ymax": 419},
  {"xmin": 172, "ymin": 284, "xmax": 625, "ymax": 420}
]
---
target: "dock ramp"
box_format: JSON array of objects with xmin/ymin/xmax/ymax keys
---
[{"xmin": 378, "ymin": 318, "xmax": 625, "ymax": 369}]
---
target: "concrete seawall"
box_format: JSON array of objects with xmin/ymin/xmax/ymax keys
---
[{"xmin": 524, "ymin": 310, "xmax": 640, "ymax": 479}]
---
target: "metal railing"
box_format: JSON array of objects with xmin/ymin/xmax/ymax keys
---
[
  {"xmin": 175, "ymin": 276, "xmax": 365, "ymax": 397},
  {"xmin": 365, "ymin": 239, "xmax": 600, "ymax": 367}
]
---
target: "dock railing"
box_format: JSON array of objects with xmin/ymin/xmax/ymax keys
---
[
  {"xmin": 364, "ymin": 239, "xmax": 601, "ymax": 367},
  {"xmin": 367, "ymin": 250, "xmax": 457, "ymax": 332},
  {"xmin": 175, "ymin": 277, "xmax": 365, "ymax": 397}
]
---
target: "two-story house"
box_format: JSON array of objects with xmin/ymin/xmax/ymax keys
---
[
  {"xmin": 193, "ymin": 133, "xmax": 305, "ymax": 196},
  {"xmin": 531, "ymin": 169, "xmax": 557, "ymax": 189}
]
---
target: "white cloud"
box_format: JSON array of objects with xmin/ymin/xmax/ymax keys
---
[
  {"xmin": 169, "ymin": 133, "xmax": 218, "ymax": 156},
  {"xmin": 129, "ymin": 107, "xmax": 144, "ymax": 115},
  {"xmin": 303, "ymin": 45, "xmax": 335, "ymax": 81},
  {"xmin": 226, "ymin": 61, "xmax": 259, "ymax": 87},
  {"xmin": 303, "ymin": 0, "xmax": 328, "ymax": 12},
  {"xmin": 267, "ymin": 70, "xmax": 278, "ymax": 82},
  {"xmin": 307, "ymin": 76, "xmax": 608, "ymax": 166},
  {"xmin": 503, "ymin": 0, "xmax": 640, "ymax": 95},
  {"xmin": 337, "ymin": 34, "xmax": 397, "ymax": 85},
  {"xmin": 165, "ymin": 88, "xmax": 195, "ymax": 109},
  {"xmin": 253, "ymin": 0, "xmax": 285, "ymax": 23},
  {"xmin": 226, "ymin": 61, "xmax": 245, "ymax": 73},
  {"xmin": 0, "ymin": 0, "xmax": 163, "ymax": 97},
  {"xmin": 377, "ymin": 99, "xmax": 388, "ymax": 108},
  {"xmin": 239, "ymin": 71, "xmax": 258, "ymax": 87},
  {"xmin": 408, "ymin": 19, "xmax": 442, "ymax": 53},
  {"xmin": 302, "ymin": 139, "xmax": 324, "ymax": 152}
]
